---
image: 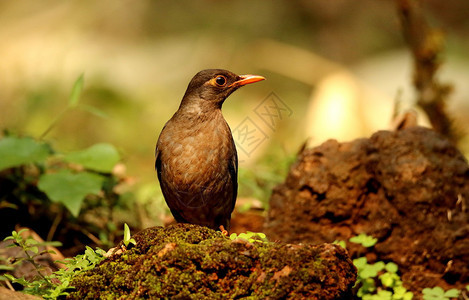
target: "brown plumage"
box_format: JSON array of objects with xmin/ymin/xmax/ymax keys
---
[{"xmin": 155, "ymin": 69, "xmax": 265, "ymax": 231}]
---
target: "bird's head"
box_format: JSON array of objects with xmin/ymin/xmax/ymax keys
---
[{"xmin": 181, "ymin": 69, "xmax": 265, "ymax": 109}]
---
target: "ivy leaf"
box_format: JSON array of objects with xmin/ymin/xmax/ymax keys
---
[
  {"xmin": 64, "ymin": 143, "xmax": 120, "ymax": 173},
  {"xmin": 38, "ymin": 170, "xmax": 104, "ymax": 217},
  {"xmin": 0, "ymin": 136, "xmax": 50, "ymax": 171}
]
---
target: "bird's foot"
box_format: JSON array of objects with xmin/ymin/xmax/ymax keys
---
[{"xmin": 219, "ymin": 225, "xmax": 228, "ymax": 236}]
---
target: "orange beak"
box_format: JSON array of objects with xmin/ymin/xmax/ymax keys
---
[{"xmin": 229, "ymin": 75, "xmax": 265, "ymax": 88}]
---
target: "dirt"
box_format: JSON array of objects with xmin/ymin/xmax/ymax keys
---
[
  {"xmin": 264, "ymin": 126, "xmax": 469, "ymax": 293},
  {"xmin": 230, "ymin": 209, "xmax": 265, "ymax": 233}
]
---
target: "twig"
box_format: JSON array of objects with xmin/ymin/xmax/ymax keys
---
[
  {"xmin": 47, "ymin": 208, "xmax": 63, "ymax": 242},
  {"xmin": 5, "ymin": 279, "xmax": 15, "ymax": 291},
  {"xmin": 39, "ymin": 107, "xmax": 69, "ymax": 140},
  {"xmin": 396, "ymin": 0, "xmax": 460, "ymax": 142}
]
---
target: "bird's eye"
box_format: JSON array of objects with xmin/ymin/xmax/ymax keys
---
[{"xmin": 215, "ymin": 76, "xmax": 227, "ymax": 86}]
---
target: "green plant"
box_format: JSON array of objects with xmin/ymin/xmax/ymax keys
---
[
  {"xmin": 3, "ymin": 229, "xmax": 106, "ymax": 299},
  {"xmin": 350, "ymin": 233, "xmax": 378, "ymax": 248},
  {"xmin": 229, "ymin": 231, "xmax": 269, "ymax": 243},
  {"xmin": 344, "ymin": 234, "xmax": 467, "ymax": 300},
  {"xmin": 0, "ymin": 132, "xmax": 125, "ymax": 248},
  {"xmin": 422, "ymin": 287, "xmax": 460, "ymax": 300},
  {"xmin": 348, "ymin": 233, "xmax": 413, "ymax": 300},
  {"xmin": 0, "ymin": 256, "xmax": 14, "ymax": 282},
  {"xmin": 332, "ymin": 239, "xmax": 347, "ymax": 249},
  {"xmin": 39, "ymin": 74, "xmax": 85, "ymax": 140},
  {"xmin": 1, "ymin": 74, "xmax": 121, "ymax": 218},
  {"xmin": 0, "ymin": 74, "xmax": 131, "ymax": 257},
  {"xmin": 123, "ymin": 223, "xmax": 136, "ymax": 248},
  {"xmin": 0, "ymin": 136, "xmax": 121, "ymax": 217},
  {"xmin": 353, "ymin": 257, "xmax": 412, "ymax": 300},
  {"xmin": 4, "ymin": 229, "xmax": 62, "ymax": 283}
]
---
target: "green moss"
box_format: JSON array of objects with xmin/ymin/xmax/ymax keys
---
[{"xmin": 67, "ymin": 224, "xmax": 356, "ymax": 299}]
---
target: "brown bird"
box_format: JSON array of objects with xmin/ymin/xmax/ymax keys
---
[{"xmin": 155, "ymin": 69, "xmax": 265, "ymax": 231}]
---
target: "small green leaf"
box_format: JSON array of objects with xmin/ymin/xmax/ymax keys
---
[
  {"xmin": 349, "ymin": 233, "xmax": 378, "ymax": 247},
  {"xmin": 353, "ymin": 257, "xmax": 368, "ymax": 269},
  {"xmin": 385, "ymin": 262, "xmax": 398, "ymax": 273},
  {"xmin": 36, "ymin": 241, "xmax": 63, "ymax": 248},
  {"xmin": 402, "ymin": 291, "xmax": 414, "ymax": 300},
  {"xmin": 380, "ymin": 272, "xmax": 396, "ymax": 287},
  {"xmin": 123, "ymin": 224, "xmax": 136, "ymax": 247},
  {"xmin": 0, "ymin": 265, "xmax": 14, "ymax": 271},
  {"xmin": 444, "ymin": 289, "xmax": 460, "ymax": 298},
  {"xmin": 26, "ymin": 238, "xmax": 39, "ymax": 246},
  {"xmin": 12, "ymin": 257, "xmax": 26, "ymax": 265},
  {"xmin": 393, "ymin": 285, "xmax": 407, "ymax": 296},
  {"xmin": 229, "ymin": 231, "xmax": 268, "ymax": 243},
  {"xmin": 360, "ymin": 261, "xmax": 385, "ymax": 279},
  {"xmin": 357, "ymin": 277, "xmax": 376, "ymax": 296},
  {"xmin": 79, "ymin": 104, "xmax": 109, "ymax": 119},
  {"xmin": 38, "ymin": 170, "xmax": 104, "ymax": 217},
  {"xmin": 96, "ymin": 248, "xmax": 106, "ymax": 256},
  {"xmin": 69, "ymin": 74, "xmax": 84, "ymax": 107},
  {"xmin": 64, "ymin": 143, "xmax": 120, "ymax": 173},
  {"xmin": 333, "ymin": 240, "xmax": 347, "ymax": 249},
  {"xmin": 423, "ymin": 286, "xmax": 444, "ymax": 297},
  {"xmin": 4, "ymin": 274, "xmax": 16, "ymax": 281},
  {"xmin": 124, "ymin": 223, "xmax": 131, "ymax": 244},
  {"xmin": 376, "ymin": 289, "xmax": 392, "ymax": 299},
  {"xmin": 0, "ymin": 136, "xmax": 50, "ymax": 171}
]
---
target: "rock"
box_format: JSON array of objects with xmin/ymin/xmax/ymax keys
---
[
  {"xmin": 67, "ymin": 224, "xmax": 356, "ymax": 299},
  {"xmin": 265, "ymin": 126, "xmax": 469, "ymax": 292},
  {"xmin": 0, "ymin": 288, "xmax": 41, "ymax": 300}
]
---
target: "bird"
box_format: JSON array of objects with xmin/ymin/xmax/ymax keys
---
[{"xmin": 155, "ymin": 69, "xmax": 265, "ymax": 232}]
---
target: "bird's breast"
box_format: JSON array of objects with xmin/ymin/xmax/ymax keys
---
[{"xmin": 158, "ymin": 116, "xmax": 235, "ymax": 189}]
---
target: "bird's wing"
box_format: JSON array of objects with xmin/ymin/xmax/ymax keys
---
[{"xmin": 228, "ymin": 146, "xmax": 238, "ymax": 212}]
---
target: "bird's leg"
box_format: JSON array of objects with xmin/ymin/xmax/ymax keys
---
[{"xmin": 219, "ymin": 225, "xmax": 228, "ymax": 236}]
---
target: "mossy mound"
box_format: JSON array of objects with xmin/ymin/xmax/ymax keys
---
[{"xmin": 67, "ymin": 224, "xmax": 356, "ymax": 299}]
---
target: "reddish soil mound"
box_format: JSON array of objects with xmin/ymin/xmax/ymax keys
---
[{"xmin": 265, "ymin": 127, "xmax": 469, "ymax": 292}]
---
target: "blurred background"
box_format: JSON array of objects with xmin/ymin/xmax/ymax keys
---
[{"xmin": 1, "ymin": 0, "xmax": 469, "ymax": 237}]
